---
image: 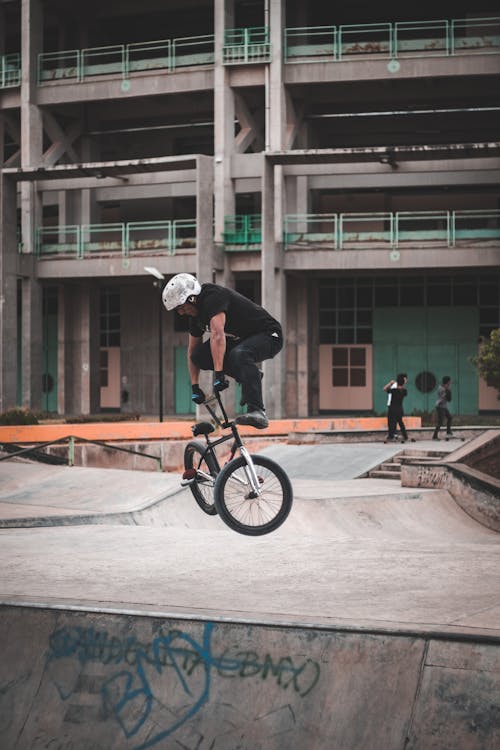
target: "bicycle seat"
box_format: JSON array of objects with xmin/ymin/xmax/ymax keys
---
[{"xmin": 192, "ymin": 421, "xmax": 215, "ymax": 436}]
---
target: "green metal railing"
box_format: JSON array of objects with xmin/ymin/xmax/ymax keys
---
[
  {"xmin": 283, "ymin": 210, "xmax": 500, "ymax": 250},
  {"xmin": 0, "ymin": 436, "xmax": 162, "ymax": 470},
  {"xmin": 36, "ymin": 220, "xmax": 196, "ymax": 258},
  {"xmin": 223, "ymin": 27, "xmax": 271, "ymax": 64},
  {"xmin": 0, "ymin": 53, "xmax": 21, "ymax": 88},
  {"xmin": 285, "ymin": 16, "xmax": 500, "ymax": 62},
  {"xmin": 38, "ymin": 35, "xmax": 214, "ymax": 83},
  {"xmin": 222, "ymin": 215, "xmax": 262, "ymax": 250}
]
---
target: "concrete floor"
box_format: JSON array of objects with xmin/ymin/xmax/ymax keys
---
[
  {"xmin": 0, "ymin": 439, "xmax": 498, "ymax": 637},
  {"xmin": 1, "ymin": 438, "xmax": 499, "ymax": 750}
]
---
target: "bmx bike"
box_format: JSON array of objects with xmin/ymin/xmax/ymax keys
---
[{"xmin": 181, "ymin": 390, "xmax": 293, "ymax": 536}]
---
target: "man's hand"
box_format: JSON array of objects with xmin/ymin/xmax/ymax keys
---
[
  {"xmin": 214, "ymin": 371, "xmax": 229, "ymax": 392},
  {"xmin": 191, "ymin": 384, "xmax": 206, "ymax": 404}
]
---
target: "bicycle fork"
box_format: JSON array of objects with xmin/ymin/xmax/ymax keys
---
[{"xmin": 239, "ymin": 446, "xmax": 263, "ymax": 498}]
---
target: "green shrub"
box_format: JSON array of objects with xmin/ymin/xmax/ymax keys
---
[
  {"xmin": 470, "ymin": 328, "xmax": 500, "ymax": 398},
  {"xmin": 0, "ymin": 407, "xmax": 39, "ymax": 425}
]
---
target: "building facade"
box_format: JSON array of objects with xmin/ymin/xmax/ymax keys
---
[{"xmin": 1, "ymin": 0, "xmax": 499, "ymax": 419}]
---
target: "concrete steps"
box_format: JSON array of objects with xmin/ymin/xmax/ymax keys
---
[
  {"xmin": 368, "ymin": 450, "xmax": 448, "ymax": 481},
  {"xmin": 369, "ymin": 461, "xmax": 402, "ymax": 480}
]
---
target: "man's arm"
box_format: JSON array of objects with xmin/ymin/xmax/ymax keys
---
[
  {"xmin": 383, "ymin": 379, "xmax": 395, "ymax": 392},
  {"xmin": 209, "ymin": 312, "xmax": 226, "ymax": 371},
  {"xmin": 187, "ymin": 334, "xmax": 202, "ymax": 384}
]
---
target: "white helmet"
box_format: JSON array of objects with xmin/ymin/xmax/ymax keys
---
[{"xmin": 162, "ymin": 273, "xmax": 201, "ymax": 310}]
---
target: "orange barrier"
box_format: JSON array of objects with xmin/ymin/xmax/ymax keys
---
[{"xmin": 0, "ymin": 416, "xmax": 421, "ymax": 444}]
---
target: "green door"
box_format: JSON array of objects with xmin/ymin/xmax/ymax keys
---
[
  {"xmin": 174, "ymin": 345, "xmax": 195, "ymax": 414},
  {"xmin": 373, "ymin": 307, "xmax": 478, "ymax": 415}
]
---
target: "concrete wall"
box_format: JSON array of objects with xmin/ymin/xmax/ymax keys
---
[{"xmin": 0, "ymin": 605, "xmax": 499, "ymax": 750}]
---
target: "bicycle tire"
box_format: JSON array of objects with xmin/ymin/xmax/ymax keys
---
[
  {"xmin": 214, "ymin": 454, "xmax": 293, "ymax": 535},
  {"xmin": 183, "ymin": 441, "xmax": 218, "ymax": 516}
]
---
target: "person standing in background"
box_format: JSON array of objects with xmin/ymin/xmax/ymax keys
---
[
  {"xmin": 433, "ymin": 376, "xmax": 454, "ymax": 440},
  {"xmin": 384, "ymin": 373, "xmax": 409, "ymax": 442}
]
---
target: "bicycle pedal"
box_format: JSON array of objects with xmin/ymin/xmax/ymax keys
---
[{"xmin": 181, "ymin": 468, "xmax": 197, "ymax": 486}]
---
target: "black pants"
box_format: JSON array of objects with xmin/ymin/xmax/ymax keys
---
[
  {"xmin": 190, "ymin": 332, "xmax": 283, "ymax": 410},
  {"xmin": 387, "ymin": 407, "xmax": 408, "ymax": 440},
  {"xmin": 433, "ymin": 406, "xmax": 452, "ymax": 437}
]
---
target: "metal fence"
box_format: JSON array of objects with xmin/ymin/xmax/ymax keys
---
[
  {"xmin": 283, "ymin": 210, "xmax": 500, "ymax": 250},
  {"xmin": 38, "ymin": 35, "xmax": 214, "ymax": 83},
  {"xmin": 285, "ymin": 16, "xmax": 500, "ymax": 62},
  {"xmin": 35, "ymin": 221, "xmax": 196, "ymax": 258},
  {"xmin": 0, "ymin": 53, "xmax": 21, "ymax": 88},
  {"xmin": 223, "ymin": 27, "xmax": 271, "ymax": 64},
  {"xmin": 222, "ymin": 215, "xmax": 262, "ymax": 250}
]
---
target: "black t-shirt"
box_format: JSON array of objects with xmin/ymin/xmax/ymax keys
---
[
  {"xmin": 188, "ymin": 284, "xmax": 282, "ymax": 340},
  {"xmin": 389, "ymin": 387, "xmax": 407, "ymax": 410}
]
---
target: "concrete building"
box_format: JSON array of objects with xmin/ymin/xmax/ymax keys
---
[{"xmin": 1, "ymin": 0, "xmax": 499, "ymax": 420}]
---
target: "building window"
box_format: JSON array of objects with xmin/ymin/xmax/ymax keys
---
[
  {"xmin": 331, "ymin": 346, "xmax": 366, "ymax": 387},
  {"xmin": 319, "ymin": 280, "xmax": 372, "ymax": 344},
  {"xmin": 319, "ymin": 275, "xmax": 500, "ymax": 343}
]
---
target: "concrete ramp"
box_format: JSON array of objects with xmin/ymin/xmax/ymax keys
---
[
  {"xmin": 1, "ymin": 604, "xmax": 499, "ymax": 750},
  {"xmin": 0, "ymin": 442, "xmax": 498, "ymax": 749}
]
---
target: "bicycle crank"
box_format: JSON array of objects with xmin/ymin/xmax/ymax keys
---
[{"xmin": 181, "ymin": 468, "xmax": 214, "ymax": 487}]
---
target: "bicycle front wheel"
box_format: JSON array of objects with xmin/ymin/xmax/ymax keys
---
[
  {"xmin": 184, "ymin": 441, "xmax": 218, "ymax": 516},
  {"xmin": 214, "ymin": 454, "xmax": 293, "ymax": 535}
]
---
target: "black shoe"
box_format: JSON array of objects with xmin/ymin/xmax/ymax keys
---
[
  {"xmin": 236, "ymin": 408, "xmax": 269, "ymax": 429},
  {"xmin": 432, "ymin": 435, "xmax": 440, "ymax": 441}
]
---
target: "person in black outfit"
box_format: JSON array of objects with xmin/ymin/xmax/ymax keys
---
[
  {"xmin": 162, "ymin": 273, "xmax": 283, "ymax": 428},
  {"xmin": 432, "ymin": 375, "xmax": 453, "ymax": 440},
  {"xmin": 383, "ymin": 373, "xmax": 409, "ymax": 442}
]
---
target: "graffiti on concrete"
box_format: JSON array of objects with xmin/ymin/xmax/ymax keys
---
[{"xmin": 47, "ymin": 621, "xmax": 320, "ymax": 749}]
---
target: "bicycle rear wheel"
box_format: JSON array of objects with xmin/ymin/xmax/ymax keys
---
[
  {"xmin": 214, "ymin": 454, "xmax": 293, "ymax": 535},
  {"xmin": 183, "ymin": 441, "xmax": 218, "ymax": 516}
]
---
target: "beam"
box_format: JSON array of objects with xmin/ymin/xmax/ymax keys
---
[{"xmin": 2, "ymin": 154, "xmax": 199, "ymax": 181}]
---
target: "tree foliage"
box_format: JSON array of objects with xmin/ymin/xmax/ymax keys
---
[{"xmin": 471, "ymin": 329, "xmax": 500, "ymax": 397}]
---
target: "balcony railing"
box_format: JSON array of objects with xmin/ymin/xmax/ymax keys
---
[
  {"xmin": 38, "ymin": 35, "xmax": 214, "ymax": 83},
  {"xmin": 223, "ymin": 27, "xmax": 271, "ymax": 64},
  {"xmin": 222, "ymin": 215, "xmax": 262, "ymax": 250},
  {"xmin": 284, "ymin": 210, "xmax": 500, "ymax": 250},
  {"xmin": 285, "ymin": 16, "xmax": 500, "ymax": 62},
  {"xmin": 35, "ymin": 220, "xmax": 196, "ymax": 258},
  {"xmin": 0, "ymin": 53, "xmax": 21, "ymax": 88}
]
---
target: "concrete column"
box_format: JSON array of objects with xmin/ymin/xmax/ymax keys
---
[
  {"xmin": 80, "ymin": 136, "xmax": 98, "ymax": 226},
  {"xmin": 0, "ymin": 108, "xmax": 4, "ymax": 166},
  {"xmin": 66, "ymin": 284, "xmax": 100, "ymax": 415},
  {"xmin": 0, "ymin": 5, "xmax": 5, "ymax": 56},
  {"xmin": 295, "ymin": 277, "xmax": 309, "ymax": 416},
  {"xmin": 268, "ymin": 0, "xmax": 286, "ymax": 151},
  {"xmin": 18, "ymin": 0, "xmax": 44, "ymax": 409},
  {"xmin": 0, "ymin": 174, "xmax": 19, "ymax": 411},
  {"xmin": 21, "ymin": 0, "xmax": 43, "ymax": 254},
  {"xmin": 57, "ymin": 285, "xmax": 66, "ymax": 414},
  {"xmin": 295, "ymin": 175, "xmax": 310, "ymax": 234},
  {"xmin": 20, "ymin": 274, "xmax": 42, "ymax": 408},
  {"xmin": 196, "ymin": 155, "xmax": 222, "ymax": 284},
  {"xmin": 214, "ymin": 0, "xmax": 235, "ymax": 285},
  {"xmin": 261, "ymin": 155, "xmax": 285, "ymax": 418}
]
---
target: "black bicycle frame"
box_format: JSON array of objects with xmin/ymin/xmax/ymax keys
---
[
  {"xmin": 196, "ymin": 392, "xmax": 243, "ymax": 469},
  {"xmin": 192, "ymin": 391, "xmax": 263, "ymax": 495}
]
